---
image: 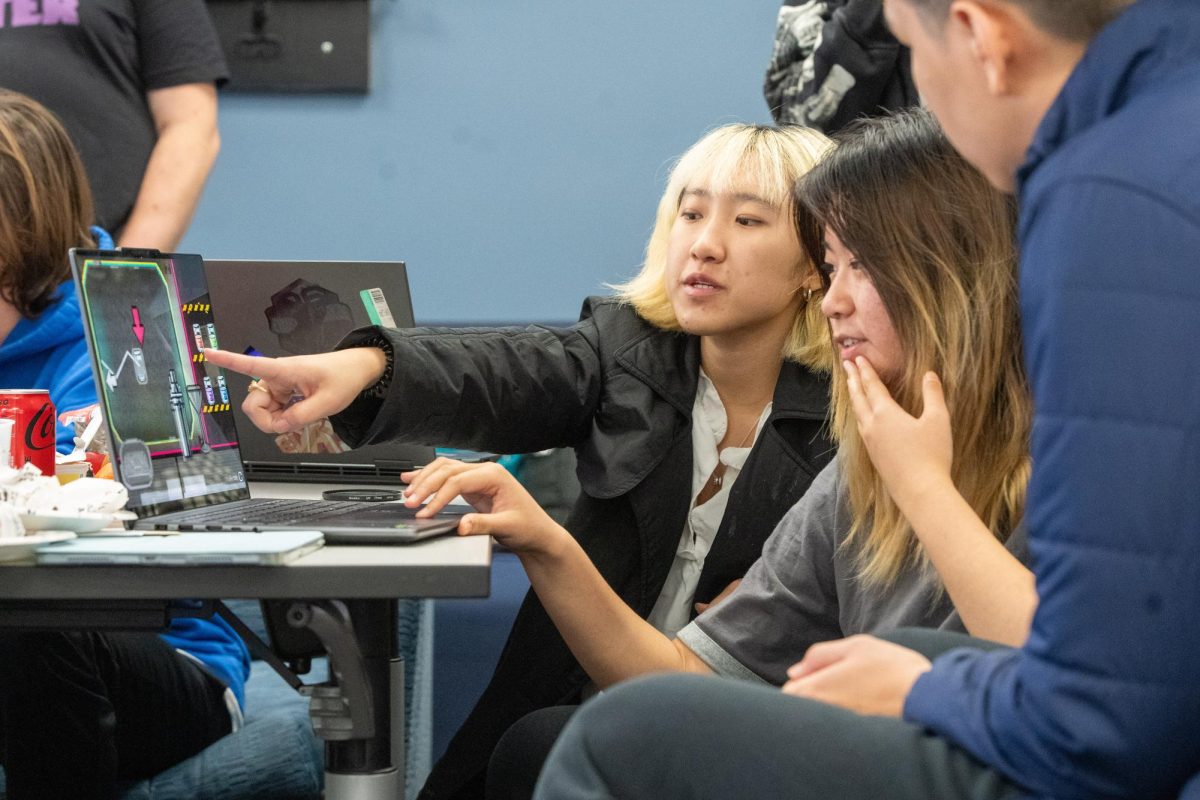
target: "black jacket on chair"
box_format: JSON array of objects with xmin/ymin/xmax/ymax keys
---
[{"xmin": 330, "ymin": 297, "xmax": 835, "ymax": 800}]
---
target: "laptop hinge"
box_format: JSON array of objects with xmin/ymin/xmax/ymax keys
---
[{"xmin": 373, "ymin": 459, "xmax": 416, "ymax": 472}]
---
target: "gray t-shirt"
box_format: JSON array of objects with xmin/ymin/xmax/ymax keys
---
[{"xmin": 677, "ymin": 458, "xmax": 1029, "ymax": 685}]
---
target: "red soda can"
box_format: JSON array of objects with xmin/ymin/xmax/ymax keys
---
[{"xmin": 0, "ymin": 389, "xmax": 57, "ymax": 475}]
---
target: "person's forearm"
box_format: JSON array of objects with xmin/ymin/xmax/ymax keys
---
[
  {"xmin": 520, "ymin": 531, "xmax": 711, "ymax": 687},
  {"xmin": 898, "ymin": 481, "xmax": 1036, "ymax": 646},
  {"xmin": 118, "ymin": 122, "xmax": 219, "ymax": 251}
]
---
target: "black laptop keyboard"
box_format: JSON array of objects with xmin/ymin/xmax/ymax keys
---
[{"xmin": 165, "ymin": 498, "xmax": 385, "ymax": 525}]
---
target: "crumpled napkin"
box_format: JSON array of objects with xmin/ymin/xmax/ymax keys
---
[
  {"xmin": 0, "ymin": 465, "xmax": 129, "ymax": 537},
  {"xmin": 0, "ymin": 503, "xmax": 23, "ymax": 540}
]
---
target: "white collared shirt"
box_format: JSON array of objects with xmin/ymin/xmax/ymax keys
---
[{"xmin": 645, "ymin": 370, "xmax": 771, "ymax": 638}]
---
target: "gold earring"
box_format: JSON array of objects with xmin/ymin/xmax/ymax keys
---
[{"xmin": 802, "ymin": 287, "xmax": 814, "ymax": 302}]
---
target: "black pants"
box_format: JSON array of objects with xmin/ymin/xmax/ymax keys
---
[
  {"xmin": 0, "ymin": 630, "xmax": 233, "ymax": 800},
  {"xmin": 488, "ymin": 704, "xmax": 580, "ymax": 800},
  {"xmin": 534, "ymin": 630, "xmax": 1024, "ymax": 800},
  {"xmin": 486, "ymin": 629, "xmax": 1010, "ymax": 800}
]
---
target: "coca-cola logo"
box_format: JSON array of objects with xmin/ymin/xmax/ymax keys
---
[{"xmin": 26, "ymin": 402, "xmax": 55, "ymax": 450}]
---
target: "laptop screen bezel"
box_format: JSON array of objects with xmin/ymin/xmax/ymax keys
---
[{"xmin": 70, "ymin": 248, "xmax": 253, "ymax": 521}]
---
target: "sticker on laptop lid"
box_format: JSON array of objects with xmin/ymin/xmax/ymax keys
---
[{"xmin": 360, "ymin": 287, "xmax": 396, "ymax": 327}]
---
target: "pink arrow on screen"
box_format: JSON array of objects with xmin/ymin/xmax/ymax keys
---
[{"xmin": 131, "ymin": 306, "xmax": 145, "ymax": 345}]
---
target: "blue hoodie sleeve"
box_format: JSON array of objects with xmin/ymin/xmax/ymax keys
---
[
  {"xmin": 49, "ymin": 338, "xmax": 99, "ymax": 453},
  {"xmin": 903, "ymin": 179, "xmax": 1200, "ymax": 800}
]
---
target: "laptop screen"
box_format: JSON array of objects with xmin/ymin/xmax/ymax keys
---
[
  {"xmin": 71, "ymin": 249, "xmax": 251, "ymax": 518},
  {"xmin": 204, "ymin": 259, "xmax": 434, "ymax": 483}
]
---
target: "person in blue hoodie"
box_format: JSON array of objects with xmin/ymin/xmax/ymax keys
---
[
  {"xmin": 0, "ymin": 272, "xmax": 94, "ymax": 454},
  {"xmin": 0, "ymin": 90, "xmax": 251, "ymax": 800},
  {"xmin": 534, "ymin": 1, "xmax": 1200, "ymax": 799}
]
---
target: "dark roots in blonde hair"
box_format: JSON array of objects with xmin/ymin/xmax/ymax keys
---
[
  {"xmin": 0, "ymin": 90, "xmax": 95, "ymax": 318},
  {"xmin": 795, "ymin": 107, "xmax": 1018, "ymax": 372},
  {"xmin": 900, "ymin": 0, "xmax": 1135, "ymax": 41},
  {"xmin": 794, "ymin": 108, "xmax": 1030, "ymax": 586}
]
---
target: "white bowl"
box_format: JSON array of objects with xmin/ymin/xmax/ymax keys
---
[{"xmin": 19, "ymin": 512, "xmax": 121, "ymax": 534}]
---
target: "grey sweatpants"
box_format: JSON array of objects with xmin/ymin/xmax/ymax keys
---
[{"xmin": 533, "ymin": 629, "xmax": 1027, "ymax": 800}]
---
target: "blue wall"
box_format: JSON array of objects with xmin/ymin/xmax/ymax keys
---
[{"xmin": 184, "ymin": 0, "xmax": 781, "ymax": 324}]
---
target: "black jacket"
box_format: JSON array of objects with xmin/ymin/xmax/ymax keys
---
[
  {"xmin": 764, "ymin": 0, "xmax": 917, "ymax": 132},
  {"xmin": 332, "ymin": 297, "xmax": 834, "ymax": 799}
]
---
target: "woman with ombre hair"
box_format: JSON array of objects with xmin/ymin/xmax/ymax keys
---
[{"xmin": 799, "ymin": 107, "xmax": 1033, "ymax": 645}]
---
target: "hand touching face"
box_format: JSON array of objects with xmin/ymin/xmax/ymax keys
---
[{"xmin": 843, "ymin": 357, "xmax": 955, "ymax": 511}]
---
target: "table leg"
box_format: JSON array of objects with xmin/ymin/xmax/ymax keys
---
[{"xmin": 322, "ymin": 599, "xmax": 405, "ymax": 800}]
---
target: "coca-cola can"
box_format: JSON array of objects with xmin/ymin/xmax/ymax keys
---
[
  {"xmin": 0, "ymin": 418, "xmax": 12, "ymax": 469},
  {"xmin": 0, "ymin": 389, "xmax": 57, "ymax": 475}
]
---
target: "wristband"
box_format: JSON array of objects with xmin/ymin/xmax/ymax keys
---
[{"xmin": 358, "ymin": 335, "xmax": 394, "ymax": 400}]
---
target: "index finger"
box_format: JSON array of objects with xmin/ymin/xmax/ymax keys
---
[
  {"xmin": 853, "ymin": 356, "xmax": 901, "ymax": 411},
  {"xmin": 415, "ymin": 463, "xmax": 500, "ymax": 517},
  {"xmin": 202, "ymin": 348, "xmax": 283, "ymax": 381},
  {"xmin": 843, "ymin": 359, "xmax": 873, "ymax": 424}
]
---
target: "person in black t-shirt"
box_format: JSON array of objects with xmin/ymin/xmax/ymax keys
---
[{"xmin": 0, "ymin": 0, "xmax": 229, "ymax": 251}]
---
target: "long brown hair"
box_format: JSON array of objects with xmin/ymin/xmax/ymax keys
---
[
  {"xmin": 795, "ymin": 108, "xmax": 1030, "ymax": 587},
  {"xmin": 0, "ymin": 90, "xmax": 95, "ymax": 318}
]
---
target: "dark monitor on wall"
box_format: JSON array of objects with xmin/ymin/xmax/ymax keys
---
[{"xmin": 205, "ymin": 0, "xmax": 370, "ymax": 93}]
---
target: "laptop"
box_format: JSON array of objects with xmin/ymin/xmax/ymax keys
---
[
  {"xmin": 36, "ymin": 530, "xmax": 325, "ymax": 566},
  {"xmin": 68, "ymin": 248, "xmax": 465, "ymax": 544},
  {"xmin": 204, "ymin": 258, "xmax": 436, "ymax": 485}
]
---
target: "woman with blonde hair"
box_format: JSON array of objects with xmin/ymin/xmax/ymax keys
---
[
  {"xmin": 381, "ymin": 108, "xmax": 1034, "ymax": 796},
  {"xmin": 207, "ymin": 122, "xmax": 837, "ymax": 798}
]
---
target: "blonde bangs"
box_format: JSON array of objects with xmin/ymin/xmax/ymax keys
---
[{"xmin": 670, "ymin": 126, "xmax": 809, "ymax": 212}]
